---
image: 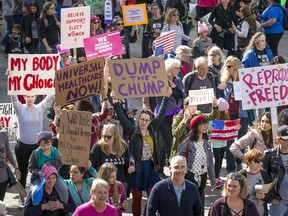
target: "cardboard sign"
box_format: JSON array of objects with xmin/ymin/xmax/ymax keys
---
[
  {"xmin": 0, "ymin": 103, "xmax": 17, "ymax": 129},
  {"xmin": 108, "ymin": 58, "xmax": 169, "ymax": 99},
  {"xmin": 239, "ymin": 64, "xmax": 288, "ymax": 110},
  {"xmin": 58, "ymin": 110, "xmax": 91, "ymax": 167},
  {"xmin": 55, "ymin": 57, "xmax": 105, "ymax": 106},
  {"xmin": 122, "ymin": 4, "xmax": 148, "ymax": 26},
  {"xmin": 8, "ymin": 54, "xmax": 60, "ymax": 95},
  {"xmin": 189, "ymin": 88, "xmax": 214, "ymax": 105},
  {"xmin": 61, "ymin": 6, "xmax": 90, "ymax": 49},
  {"xmin": 84, "ymin": 31, "xmax": 123, "ymax": 60}
]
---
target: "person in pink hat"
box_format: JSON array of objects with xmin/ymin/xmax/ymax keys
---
[
  {"xmin": 56, "ymin": 44, "xmax": 76, "ymax": 68},
  {"xmin": 177, "ymin": 115, "xmax": 215, "ymax": 215},
  {"xmin": 192, "ymin": 21, "xmax": 212, "ymax": 58}
]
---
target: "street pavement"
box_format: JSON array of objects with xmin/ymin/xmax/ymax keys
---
[{"xmin": 0, "ymin": 20, "xmax": 288, "ymax": 216}]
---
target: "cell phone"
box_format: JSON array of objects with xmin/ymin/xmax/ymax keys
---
[{"xmin": 48, "ymin": 196, "xmax": 56, "ymax": 201}]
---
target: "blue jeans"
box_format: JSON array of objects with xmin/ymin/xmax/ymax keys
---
[
  {"xmin": 181, "ymin": 20, "xmax": 191, "ymax": 45},
  {"xmin": 268, "ymin": 202, "xmax": 288, "ymax": 216},
  {"xmin": 1, "ymin": 16, "xmax": 14, "ymax": 46}
]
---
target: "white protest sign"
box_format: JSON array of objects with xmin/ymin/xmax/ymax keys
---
[
  {"xmin": 0, "ymin": 103, "xmax": 17, "ymax": 129},
  {"xmin": 189, "ymin": 88, "xmax": 214, "ymax": 105},
  {"xmin": 61, "ymin": 6, "xmax": 90, "ymax": 49},
  {"xmin": 8, "ymin": 54, "xmax": 60, "ymax": 95},
  {"xmin": 233, "ymin": 81, "xmax": 242, "ymax": 101}
]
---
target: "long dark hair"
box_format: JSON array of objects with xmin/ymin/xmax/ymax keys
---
[
  {"xmin": 188, "ymin": 118, "xmax": 209, "ymax": 141},
  {"xmin": 257, "ymin": 112, "xmax": 273, "ymax": 149},
  {"xmin": 26, "ymin": 1, "xmax": 40, "ymax": 19}
]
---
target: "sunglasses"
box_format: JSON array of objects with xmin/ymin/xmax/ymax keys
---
[
  {"xmin": 173, "ymin": 13, "xmax": 180, "ymax": 16},
  {"xmin": 226, "ymin": 65, "xmax": 233, "ymax": 68},
  {"xmin": 253, "ymin": 159, "xmax": 263, "ymax": 163},
  {"xmin": 116, "ymin": 23, "xmax": 124, "ymax": 26},
  {"xmin": 61, "ymin": 54, "xmax": 69, "ymax": 58},
  {"xmin": 227, "ymin": 172, "xmax": 243, "ymax": 180},
  {"xmin": 92, "ymin": 21, "xmax": 99, "ymax": 24},
  {"xmin": 102, "ymin": 135, "xmax": 113, "ymax": 140}
]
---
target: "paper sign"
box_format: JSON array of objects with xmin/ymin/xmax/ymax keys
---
[
  {"xmin": 61, "ymin": 6, "xmax": 90, "ymax": 49},
  {"xmin": 233, "ymin": 81, "xmax": 242, "ymax": 101},
  {"xmin": 55, "ymin": 57, "xmax": 105, "ymax": 106},
  {"xmin": 104, "ymin": 0, "xmax": 113, "ymax": 24},
  {"xmin": 108, "ymin": 57, "xmax": 169, "ymax": 99},
  {"xmin": 8, "ymin": 54, "xmax": 60, "ymax": 95},
  {"xmin": 239, "ymin": 64, "xmax": 288, "ymax": 110},
  {"xmin": 122, "ymin": 4, "xmax": 148, "ymax": 26},
  {"xmin": 84, "ymin": 31, "xmax": 123, "ymax": 60},
  {"xmin": 0, "ymin": 103, "xmax": 17, "ymax": 129},
  {"xmin": 58, "ymin": 110, "xmax": 91, "ymax": 167},
  {"xmin": 189, "ymin": 88, "xmax": 214, "ymax": 105}
]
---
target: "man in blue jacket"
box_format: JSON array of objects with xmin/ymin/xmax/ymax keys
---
[{"xmin": 146, "ymin": 155, "xmax": 202, "ymax": 216}]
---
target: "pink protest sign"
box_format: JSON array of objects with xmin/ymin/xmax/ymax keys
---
[
  {"xmin": 84, "ymin": 30, "xmax": 123, "ymax": 60},
  {"xmin": 239, "ymin": 63, "xmax": 288, "ymax": 110}
]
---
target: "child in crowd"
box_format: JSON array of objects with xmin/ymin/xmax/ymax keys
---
[
  {"xmin": 4, "ymin": 24, "xmax": 24, "ymax": 58},
  {"xmin": 98, "ymin": 163, "xmax": 128, "ymax": 216},
  {"xmin": 56, "ymin": 44, "xmax": 76, "ymax": 68},
  {"xmin": 28, "ymin": 131, "xmax": 68, "ymax": 205},
  {"xmin": 210, "ymin": 98, "xmax": 230, "ymax": 188},
  {"xmin": 192, "ymin": 21, "xmax": 212, "ymax": 58}
]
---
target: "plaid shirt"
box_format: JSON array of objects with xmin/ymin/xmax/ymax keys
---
[{"xmin": 90, "ymin": 106, "xmax": 113, "ymax": 150}]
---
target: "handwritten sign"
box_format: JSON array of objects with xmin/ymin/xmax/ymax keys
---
[
  {"xmin": 61, "ymin": 6, "xmax": 90, "ymax": 49},
  {"xmin": 84, "ymin": 31, "xmax": 123, "ymax": 60},
  {"xmin": 85, "ymin": 0, "xmax": 104, "ymax": 15},
  {"xmin": 55, "ymin": 57, "xmax": 105, "ymax": 105},
  {"xmin": 122, "ymin": 4, "xmax": 148, "ymax": 26},
  {"xmin": 108, "ymin": 57, "xmax": 169, "ymax": 99},
  {"xmin": 8, "ymin": 54, "xmax": 59, "ymax": 95},
  {"xmin": 0, "ymin": 103, "xmax": 17, "ymax": 129},
  {"xmin": 189, "ymin": 88, "xmax": 214, "ymax": 105},
  {"xmin": 239, "ymin": 64, "xmax": 288, "ymax": 110},
  {"xmin": 58, "ymin": 110, "xmax": 91, "ymax": 167}
]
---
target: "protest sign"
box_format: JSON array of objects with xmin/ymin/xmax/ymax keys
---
[
  {"xmin": 189, "ymin": 88, "xmax": 214, "ymax": 105},
  {"xmin": 239, "ymin": 64, "xmax": 288, "ymax": 110},
  {"xmin": 8, "ymin": 54, "xmax": 59, "ymax": 95},
  {"xmin": 84, "ymin": 31, "xmax": 123, "ymax": 60},
  {"xmin": 104, "ymin": 0, "xmax": 113, "ymax": 24},
  {"xmin": 122, "ymin": 4, "xmax": 148, "ymax": 26},
  {"xmin": 155, "ymin": 30, "xmax": 175, "ymax": 54},
  {"xmin": 108, "ymin": 57, "xmax": 169, "ymax": 99},
  {"xmin": 85, "ymin": 0, "xmax": 104, "ymax": 15},
  {"xmin": 61, "ymin": 6, "xmax": 90, "ymax": 49},
  {"xmin": 210, "ymin": 119, "xmax": 240, "ymax": 140},
  {"xmin": 55, "ymin": 57, "xmax": 105, "ymax": 106},
  {"xmin": 58, "ymin": 110, "xmax": 91, "ymax": 167},
  {"xmin": 0, "ymin": 103, "xmax": 17, "ymax": 141}
]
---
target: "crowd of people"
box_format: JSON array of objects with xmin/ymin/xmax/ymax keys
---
[{"xmin": 0, "ymin": 0, "xmax": 288, "ymax": 215}]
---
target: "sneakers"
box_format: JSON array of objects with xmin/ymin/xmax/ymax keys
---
[
  {"xmin": 215, "ymin": 179, "xmax": 225, "ymax": 189},
  {"xmin": 18, "ymin": 199, "xmax": 24, "ymax": 209}
]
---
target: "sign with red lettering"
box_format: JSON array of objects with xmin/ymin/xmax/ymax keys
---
[
  {"xmin": 55, "ymin": 57, "xmax": 105, "ymax": 106},
  {"xmin": 58, "ymin": 110, "xmax": 91, "ymax": 167},
  {"xmin": 0, "ymin": 103, "xmax": 17, "ymax": 129},
  {"xmin": 84, "ymin": 30, "xmax": 123, "ymax": 60},
  {"xmin": 239, "ymin": 64, "xmax": 288, "ymax": 110},
  {"xmin": 61, "ymin": 6, "xmax": 90, "ymax": 49},
  {"xmin": 108, "ymin": 57, "xmax": 169, "ymax": 99},
  {"xmin": 8, "ymin": 54, "xmax": 60, "ymax": 95}
]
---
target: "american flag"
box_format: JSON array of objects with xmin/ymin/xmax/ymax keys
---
[
  {"xmin": 155, "ymin": 30, "xmax": 175, "ymax": 54},
  {"xmin": 210, "ymin": 119, "xmax": 240, "ymax": 141}
]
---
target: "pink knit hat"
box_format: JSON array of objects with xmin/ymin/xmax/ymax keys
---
[
  {"xmin": 198, "ymin": 21, "xmax": 209, "ymax": 34},
  {"xmin": 41, "ymin": 166, "xmax": 58, "ymax": 180},
  {"xmin": 56, "ymin": 44, "xmax": 70, "ymax": 55},
  {"xmin": 217, "ymin": 97, "xmax": 229, "ymax": 111}
]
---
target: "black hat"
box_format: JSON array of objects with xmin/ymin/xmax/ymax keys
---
[{"xmin": 277, "ymin": 125, "xmax": 288, "ymax": 140}]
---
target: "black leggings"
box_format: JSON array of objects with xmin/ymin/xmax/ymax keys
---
[
  {"xmin": 15, "ymin": 141, "xmax": 38, "ymax": 192},
  {"xmin": 0, "ymin": 180, "xmax": 9, "ymax": 201},
  {"xmin": 213, "ymin": 147, "xmax": 226, "ymax": 178},
  {"xmin": 265, "ymin": 33, "xmax": 283, "ymax": 56}
]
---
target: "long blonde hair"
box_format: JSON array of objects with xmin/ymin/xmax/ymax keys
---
[
  {"xmin": 163, "ymin": 8, "xmax": 180, "ymax": 25},
  {"xmin": 98, "ymin": 124, "xmax": 126, "ymax": 157},
  {"xmin": 220, "ymin": 56, "xmax": 242, "ymax": 83},
  {"xmin": 98, "ymin": 163, "xmax": 119, "ymax": 203}
]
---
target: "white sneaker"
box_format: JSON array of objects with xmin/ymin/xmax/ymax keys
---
[{"xmin": 18, "ymin": 199, "xmax": 24, "ymax": 209}]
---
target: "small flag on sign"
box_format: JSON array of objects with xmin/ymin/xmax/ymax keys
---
[
  {"xmin": 155, "ymin": 30, "xmax": 175, "ymax": 54},
  {"xmin": 210, "ymin": 119, "xmax": 240, "ymax": 141},
  {"xmin": 155, "ymin": 44, "xmax": 164, "ymax": 56}
]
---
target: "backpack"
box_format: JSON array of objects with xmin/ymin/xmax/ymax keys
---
[
  {"xmin": 270, "ymin": 4, "xmax": 288, "ymax": 31},
  {"xmin": 184, "ymin": 71, "xmax": 215, "ymax": 95}
]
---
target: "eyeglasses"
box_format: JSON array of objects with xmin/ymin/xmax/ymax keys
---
[
  {"xmin": 226, "ymin": 65, "xmax": 233, "ymax": 68},
  {"xmin": 253, "ymin": 159, "xmax": 263, "ymax": 163},
  {"xmin": 92, "ymin": 21, "xmax": 99, "ymax": 24},
  {"xmin": 173, "ymin": 13, "xmax": 180, "ymax": 16},
  {"xmin": 139, "ymin": 118, "xmax": 150, "ymax": 122},
  {"xmin": 102, "ymin": 135, "xmax": 113, "ymax": 140},
  {"xmin": 116, "ymin": 23, "xmax": 124, "ymax": 26}
]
